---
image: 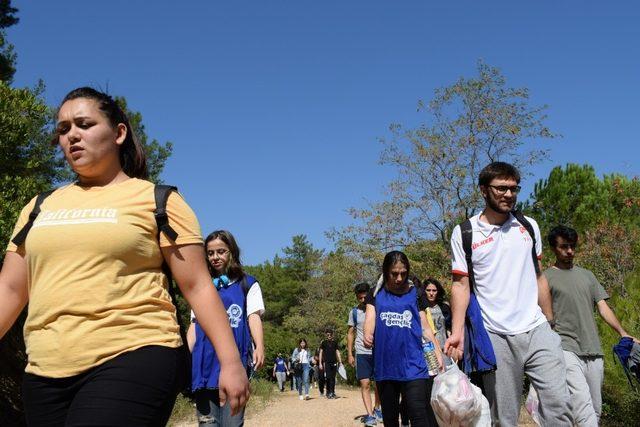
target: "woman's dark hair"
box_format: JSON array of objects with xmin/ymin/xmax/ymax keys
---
[
  {"xmin": 204, "ymin": 230, "xmax": 243, "ymax": 280},
  {"xmin": 478, "ymin": 161, "xmax": 520, "ymax": 187},
  {"xmin": 298, "ymin": 338, "xmax": 307, "ymax": 349},
  {"xmin": 547, "ymin": 225, "xmax": 579, "ymax": 248},
  {"xmin": 55, "ymin": 87, "xmax": 148, "ymax": 179},
  {"xmin": 424, "ymin": 277, "xmax": 446, "ymax": 305},
  {"xmin": 381, "ymin": 251, "xmax": 410, "ymax": 284}
]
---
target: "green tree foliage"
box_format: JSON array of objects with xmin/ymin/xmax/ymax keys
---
[
  {"xmin": 330, "ymin": 60, "xmax": 556, "ymax": 260},
  {"xmin": 114, "ymin": 96, "xmax": 173, "ymax": 183},
  {"xmin": 245, "ymin": 260, "xmax": 303, "ymax": 326},
  {"xmin": 597, "ymin": 273, "xmax": 640, "ymax": 426},
  {"xmin": 0, "ymin": 0, "xmax": 18, "ymax": 83},
  {"xmin": 285, "ymin": 250, "xmax": 363, "ymax": 337},
  {"xmin": 0, "ymin": 81, "xmax": 65, "ymax": 260},
  {"xmin": 578, "ymin": 222, "xmax": 639, "ymax": 297},
  {"xmin": 404, "ymin": 239, "xmax": 450, "ymax": 284},
  {"xmin": 280, "ymin": 234, "xmax": 323, "ymax": 282},
  {"xmin": 0, "ymin": 82, "xmax": 63, "ymax": 426},
  {"xmin": 529, "ymin": 164, "xmax": 607, "ymax": 231},
  {"xmin": 529, "ymin": 163, "xmax": 640, "ymax": 235}
]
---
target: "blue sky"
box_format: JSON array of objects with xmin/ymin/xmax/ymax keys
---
[{"xmin": 8, "ymin": 1, "xmax": 640, "ymax": 265}]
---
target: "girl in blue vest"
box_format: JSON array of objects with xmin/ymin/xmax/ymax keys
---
[
  {"xmin": 363, "ymin": 251, "xmax": 443, "ymax": 427},
  {"xmin": 187, "ymin": 230, "xmax": 265, "ymax": 426}
]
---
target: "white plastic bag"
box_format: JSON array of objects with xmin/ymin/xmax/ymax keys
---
[
  {"xmin": 525, "ymin": 384, "xmax": 541, "ymax": 426},
  {"xmin": 337, "ymin": 363, "xmax": 347, "ymax": 380},
  {"xmin": 470, "ymin": 387, "xmax": 490, "ymax": 427},
  {"xmin": 430, "ymin": 363, "xmax": 484, "ymax": 427}
]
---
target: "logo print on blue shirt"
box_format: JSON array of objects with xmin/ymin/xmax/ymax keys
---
[
  {"xmin": 380, "ymin": 310, "xmax": 413, "ymax": 328},
  {"xmin": 227, "ymin": 304, "xmax": 243, "ymax": 328}
]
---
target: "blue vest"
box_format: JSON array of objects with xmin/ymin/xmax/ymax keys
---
[
  {"xmin": 191, "ymin": 274, "xmax": 255, "ymax": 390},
  {"xmin": 373, "ymin": 286, "xmax": 428, "ymax": 381}
]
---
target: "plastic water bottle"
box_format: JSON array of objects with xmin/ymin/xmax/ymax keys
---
[{"xmin": 422, "ymin": 340, "xmax": 439, "ymax": 376}]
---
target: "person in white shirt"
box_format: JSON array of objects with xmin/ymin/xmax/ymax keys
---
[
  {"xmin": 445, "ymin": 162, "xmax": 572, "ymax": 426},
  {"xmin": 292, "ymin": 338, "xmax": 312, "ymax": 400}
]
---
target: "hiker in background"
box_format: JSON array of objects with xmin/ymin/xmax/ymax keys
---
[
  {"xmin": 446, "ymin": 161, "xmax": 572, "ymax": 425},
  {"xmin": 309, "ymin": 350, "xmax": 318, "ymax": 390},
  {"xmin": 314, "ymin": 348, "xmax": 326, "ymax": 396},
  {"xmin": 188, "ymin": 230, "xmax": 265, "ymax": 427},
  {"xmin": 319, "ymin": 328, "xmax": 343, "ymax": 399},
  {"xmin": 545, "ymin": 225, "xmax": 639, "ymax": 426},
  {"xmin": 293, "ymin": 338, "xmax": 312, "ymax": 400},
  {"xmin": 0, "ymin": 87, "xmax": 249, "ymax": 426},
  {"xmin": 288, "ymin": 349, "xmax": 300, "ymax": 392},
  {"xmin": 364, "ymin": 251, "xmax": 443, "ymax": 427},
  {"xmin": 423, "ymin": 278, "xmax": 451, "ymax": 352},
  {"xmin": 273, "ymin": 353, "xmax": 289, "ymax": 392},
  {"xmin": 348, "ymin": 282, "xmax": 382, "ymax": 426}
]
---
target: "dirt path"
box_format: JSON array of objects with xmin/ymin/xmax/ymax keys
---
[
  {"xmin": 245, "ymin": 385, "xmax": 368, "ymax": 427},
  {"xmin": 244, "ymin": 385, "xmax": 538, "ymax": 427}
]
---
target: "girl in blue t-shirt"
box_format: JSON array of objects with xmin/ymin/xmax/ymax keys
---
[
  {"xmin": 364, "ymin": 251, "xmax": 443, "ymax": 427},
  {"xmin": 187, "ymin": 230, "xmax": 265, "ymax": 427}
]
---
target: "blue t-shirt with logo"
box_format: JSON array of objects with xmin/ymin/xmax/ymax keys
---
[{"xmin": 275, "ymin": 356, "xmax": 287, "ymax": 372}]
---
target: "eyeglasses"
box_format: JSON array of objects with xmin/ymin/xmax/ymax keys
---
[
  {"xmin": 207, "ymin": 249, "xmax": 229, "ymax": 257},
  {"xmin": 488, "ymin": 185, "xmax": 522, "ymax": 195}
]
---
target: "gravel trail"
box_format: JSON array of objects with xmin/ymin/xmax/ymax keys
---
[{"xmin": 244, "ymin": 385, "xmax": 538, "ymax": 426}]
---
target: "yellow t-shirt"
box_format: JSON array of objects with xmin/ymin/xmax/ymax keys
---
[{"xmin": 6, "ymin": 178, "xmax": 203, "ymax": 378}]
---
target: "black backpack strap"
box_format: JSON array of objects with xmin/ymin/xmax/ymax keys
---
[
  {"xmin": 512, "ymin": 210, "xmax": 541, "ymax": 276},
  {"xmin": 460, "ymin": 219, "xmax": 477, "ymax": 293},
  {"xmin": 154, "ymin": 185, "xmax": 179, "ymax": 242},
  {"xmin": 153, "ymin": 185, "xmax": 185, "ymax": 329},
  {"xmin": 11, "ymin": 189, "xmax": 56, "ymax": 246}
]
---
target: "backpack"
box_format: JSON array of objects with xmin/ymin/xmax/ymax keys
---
[
  {"xmin": 613, "ymin": 336, "xmax": 640, "ymax": 390},
  {"xmin": 352, "ymin": 307, "xmax": 358, "ymax": 328},
  {"xmin": 12, "ymin": 185, "xmax": 193, "ymax": 391}
]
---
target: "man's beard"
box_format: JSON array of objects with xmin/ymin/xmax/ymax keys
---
[{"xmin": 486, "ymin": 194, "xmax": 514, "ymax": 214}]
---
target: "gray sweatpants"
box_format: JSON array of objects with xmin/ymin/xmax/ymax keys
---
[
  {"xmin": 275, "ymin": 371, "xmax": 287, "ymax": 391},
  {"xmin": 484, "ymin": 322, "xmax": 573, "ymax": 426},
  {"xmin": 563, "ymin": 351, "xmax": 603, "ymax": 427}
]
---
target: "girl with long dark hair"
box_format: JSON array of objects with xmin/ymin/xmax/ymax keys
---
[
  {"xmin": 364, "ymin": 251, "xmax": 443, "ymax": 426},
  {"xmin": 424, "ymin": 278, "xmax": 451, "ymax": 352},
  {"xmin": 187, "ymin": 230, "xmax": 265, "ymax": 426}
]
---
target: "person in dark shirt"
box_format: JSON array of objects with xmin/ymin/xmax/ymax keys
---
[{"xmin": 319, "ymin": 328, "xmax": 342, "ymax": 399}]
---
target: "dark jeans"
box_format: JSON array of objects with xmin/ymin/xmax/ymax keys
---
[
  {"xmin": 22, "ymin": 345, "xmax": 182, "ymax": 427},
  {"xmin": 323, "ymin": 362, "xmax": 337, "ymax": 395},
  {"xmin": 377, "ymin": 378, "xmax": 437, "ymax": 427}
]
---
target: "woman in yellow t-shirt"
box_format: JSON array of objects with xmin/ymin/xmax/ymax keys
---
[{"xmin": 0, "ymin": 87, "xmax": 249, "ymax": 426}]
